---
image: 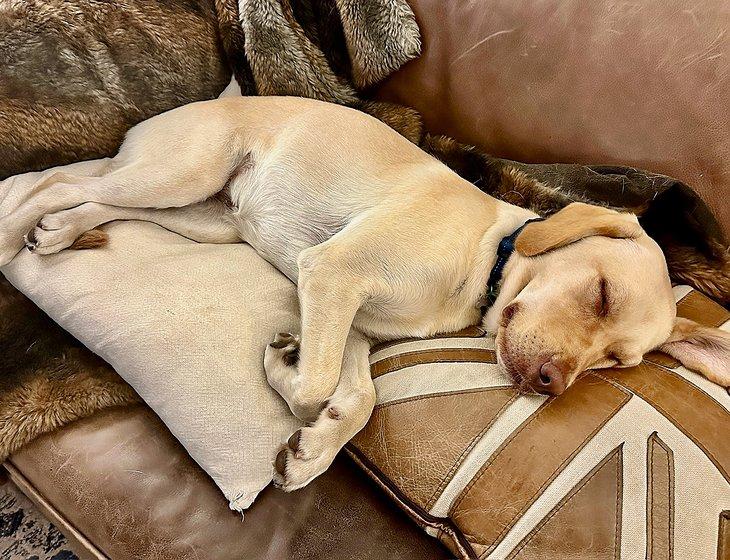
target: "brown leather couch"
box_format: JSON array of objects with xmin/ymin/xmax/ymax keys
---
[{"xmin": 3, "ymin": 1, "xmax": 728, "ymax": 559}]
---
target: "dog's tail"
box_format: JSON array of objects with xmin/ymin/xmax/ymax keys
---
[{"xmin": 70, "ymin": 229, "xmax": 109, "ymax": 250}]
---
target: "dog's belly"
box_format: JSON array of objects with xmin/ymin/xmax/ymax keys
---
[{"xmin": 227, "ymin": 166, "xmax": 363, "ymax": 282}]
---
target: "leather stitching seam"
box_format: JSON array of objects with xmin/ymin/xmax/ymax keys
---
[
  {"xmin": 452, "ymin": 376, "xmax": 630, "ymax": 549},
  {"xmin": 614, "ymin": 444, "xmax": 623, "ymax": 560},
  {"xmin": 426, "ymin": 392, "xmax": 519, "ymax": 509},
  {"xmin": 373, "ymin": 385, "xmax": 512, "ymax": 411}
]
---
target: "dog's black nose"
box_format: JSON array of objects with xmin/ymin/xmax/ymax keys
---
[{"xmin": 533, "ymin": 361, "xmax": 566, "ymax": 396}]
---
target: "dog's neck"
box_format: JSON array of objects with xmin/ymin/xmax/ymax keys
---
[{"xmin": 467, "ymin": 205, "xmax": 538, "ymax": 332}]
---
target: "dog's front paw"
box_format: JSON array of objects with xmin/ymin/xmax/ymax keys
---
[
  {"xmin": 273, "ymin": 425, "xmax": 338, "ymax": 492},
  {"xmin": 266, "ymin": 332, "xmax": 300, "ymax": 366}
]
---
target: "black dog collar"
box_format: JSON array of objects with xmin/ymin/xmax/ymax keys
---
[{"xmin": 484, "ymin": 217, "xmax": 544, "ymax": 307}]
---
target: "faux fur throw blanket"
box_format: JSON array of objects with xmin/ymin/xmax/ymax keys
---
[
  {"xmin": 1, "ymin": 0, "xmax": 729, "ymax": 463},
  {"xmin": 217, "ymin": 0, "xmax": 730, "ymax": 302}
]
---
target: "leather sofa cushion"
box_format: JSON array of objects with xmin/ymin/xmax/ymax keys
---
[
  {"xmin": 7, "ymin": 404, "xmax": 449, "ymax": 560},
  {"xmin": 349, "ymin": 287, "xmax": 730, "ymax": 559},
  {"xmin": 378, "ymin": 0, "xmax": 730, "ymax": 235}
]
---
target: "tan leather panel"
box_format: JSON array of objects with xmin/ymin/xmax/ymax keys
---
[
  {"xmin": 601, "ymin": 364, "xmax": 730, "ymax": 483},
  {"xmin": 371, "ymin": 348, "xmax": 497, "ymax": 378},
  {"xmin": 644, "ymin": 352, "xmax": 682, "ymax": 370},
  {"xmin": 675, "ymin": 290, "xmax": 730, "ymax": 328},
  {"xmin": 450, "ymin": 375, "xmax": 629, "ymax": 552},
  {"xmin": 647, "ymin": 433, "xmax": 675, "ymax": 560},
  {"xmin": 507, "ymin": 446, "xmax": 623, "ymax": 560},
  {"xmin": 351, "ymin": 388, "xmax": 516, "ymax": 510},
  {"xmin": 10, "ymin": 405, "xmax": 449, "ymax": 560},
  {"xmin": 719, "ymin": 511, "xmax": 730, "ymax": 560}
]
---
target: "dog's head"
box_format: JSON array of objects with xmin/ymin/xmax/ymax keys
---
[{"xmin": 484, "ymin": 202, "xmax": 730, "ymax": 395}]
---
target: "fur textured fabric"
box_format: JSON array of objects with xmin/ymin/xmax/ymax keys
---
[
  {"xmin": 0, "ymin": 275, "xmax": 140, "ymax": 463},
  {"xmin": 0, "ymin": 0, "xmax": 728, "ymax": 462},
  {"xmin": 0, "ymin": 0, "xmax": 231, "ymax": 179}
]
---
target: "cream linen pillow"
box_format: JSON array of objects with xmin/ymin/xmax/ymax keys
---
[{"xmin": 1, "ymin": 160, "xmax": 302, "ymax": 511}]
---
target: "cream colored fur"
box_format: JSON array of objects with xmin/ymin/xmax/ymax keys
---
[{"xmin": 1, "ymin": 96, "xmax": 727, "ymax": 491}]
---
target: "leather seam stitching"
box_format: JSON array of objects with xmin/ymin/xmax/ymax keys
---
[
  {"xmin": 370, "ymin": 329, "xmax": 486, "ymax": 353},
  {"xmin": 451, "ymin": 377, "xmax": 630, "ymax": 548},
  {"xmin": 614, "ymin": 444, "xmax": 623, "ymax": 560},
  {"xmin": 426, "ymin": 392, "xmax": 520, "ymax": 509},
  {"xmin": 502, "ymin": 445, "xmax": 623, "ymax": 560},
  {"xmin": 647, "ymin": 433, "xmax": 655, "ymax": 560},
  {"xmin": 374, "ymin": 386, "xmax": 512, "ymax": 411},
  {"xmin": 371, "ymin": 348, "xmax": 497, "ymax": 378}
]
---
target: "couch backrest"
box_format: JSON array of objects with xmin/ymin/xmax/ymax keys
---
[{"xmin": 378, "ymin": 0, "xmax": 729, "ymax": 235}]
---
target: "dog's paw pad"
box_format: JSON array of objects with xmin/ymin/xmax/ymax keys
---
[
  {"xmin": 267, "ymin": 332, "xmax": 300, "ymax": 367},
  {"xmin": 23, "ymin": 230, "xmax": 37, "ymax": 252}
]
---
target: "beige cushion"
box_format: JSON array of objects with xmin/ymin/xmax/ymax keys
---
[
  {"xmin": 349, "ymin": 287, "xmax": 730, "ymax": 559},
  {"xmin": 0, "ymin": 160, "xmax": 302, "ymax": 511}
]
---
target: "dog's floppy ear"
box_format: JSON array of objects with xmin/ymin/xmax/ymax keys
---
[
  {"xmin": 659, "ymin": 318, "xmax": 730, "ymax": 389},
  {"xmin": 515, "ymin": 202, "xmax": 643, "ymax": 257}
]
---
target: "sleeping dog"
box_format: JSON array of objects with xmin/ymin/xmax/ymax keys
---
[{"xmin": 1, "ymin": 96, "xmax": 728, "ymax": 491}]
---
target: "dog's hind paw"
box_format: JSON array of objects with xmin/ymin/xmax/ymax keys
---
[{"xmin": 24, "ymin": 214, "xmax": 83, "ymax": 255}]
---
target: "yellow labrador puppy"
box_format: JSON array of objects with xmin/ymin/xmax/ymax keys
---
[{"xmin": 1, "ymin": 96, "xmax": 728, "ymax": 491}]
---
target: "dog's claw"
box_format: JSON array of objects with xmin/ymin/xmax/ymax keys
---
[
  {"xmin": 269, "ymin": 338, "xmax": 289, "ymax": 349},
  {"xmin": 23, "ymin": 231, "xmax": 37, "ymax": 252},
  {"xmin": 267, "ymin": 332, "xmax": 301, "ymax": 367},
  {"xmin": 287, "ymin": 430, "xmax": 301, "ymax": 454},
  {"xmin": 275, "ymin": 448, "xmax": 288, "ymax": 477}
]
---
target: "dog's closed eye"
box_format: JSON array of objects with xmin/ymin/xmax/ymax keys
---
[
  {"xmin": 595, "ymin": 278, "xmax": 610, "ymax": 317},
  {"xmin": 606, "ymin": 351, "xmax": 621, "ymax": 366}
]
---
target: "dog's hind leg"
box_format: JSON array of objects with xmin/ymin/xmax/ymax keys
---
[
  {"xmin": 0, "ymin": 160, "xmax": 112, "ymax": 215},
  {"xmin": 0, "ymin": 155, "xmax": 241, "ymax": 266},
  {"xmin": 272, "ymin": 330, "xmax": 375, "ymax": 492},
  {"xmin": 25, "ymin": 198, "xmax": 240, "ymax": 255},
  {"xmin": 0, "ymin": 106, "xmax": 246, "ymax": 265}
]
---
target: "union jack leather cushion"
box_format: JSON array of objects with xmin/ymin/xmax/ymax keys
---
[{"xmin": 347, "ymin": 286, "xmax": 730, "ymax": 560}]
